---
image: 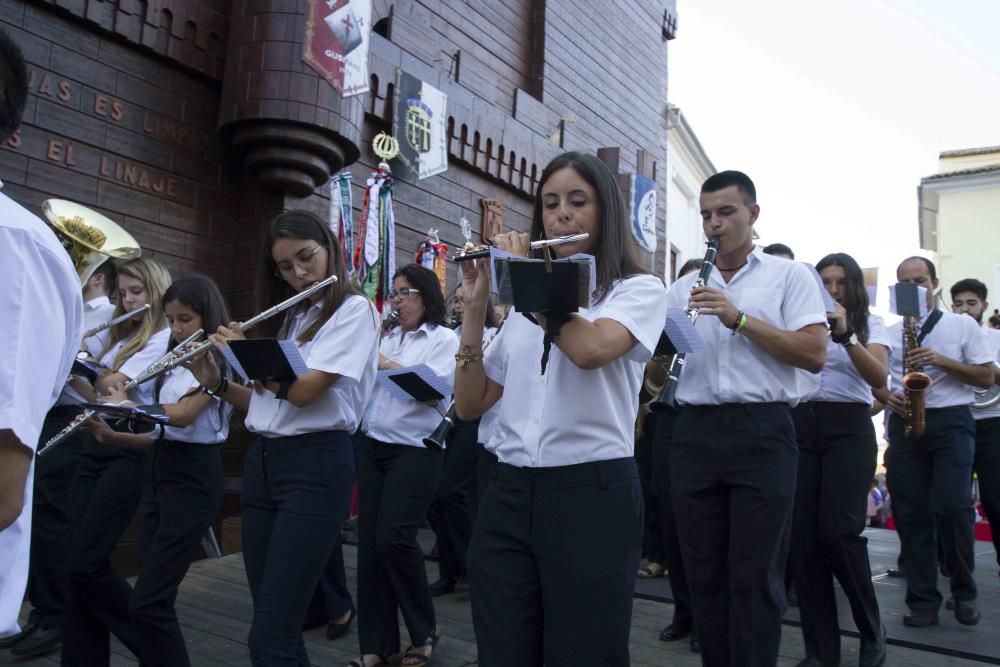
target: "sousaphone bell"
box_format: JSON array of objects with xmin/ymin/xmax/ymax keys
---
[{"xmin": 42, "ymin": 199, "xmax": 141, "ymax": 285}]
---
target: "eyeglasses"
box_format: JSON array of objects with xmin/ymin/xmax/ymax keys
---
[
  {"xmin": 275, "ymin": 245, "xmax": 323, "ymax": 276},
  {"xmin": 389, "ymin": 287, "xmax": 421, "ymax": 300},
  {"xmin": 451, "ymin": 296, "xmax": 464, "ymax": 305}
]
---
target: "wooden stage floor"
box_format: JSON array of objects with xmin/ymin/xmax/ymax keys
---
[{"xmin": 3, "ymin": 528, "xmax": 997, "ymax": 666}]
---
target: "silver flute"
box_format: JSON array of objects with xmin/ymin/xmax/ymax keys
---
[
  {"xmin": 39, "ymin": 328, "xmax": 205, "ymax": 456},
  {"xmin": 452, "ymin": 233, "xmax": 590, "ymax": 262},
  {"xmin": 81, "ymin": 305, "xmax": 151, "ymax": 340},
  {"xmin": 131, "ymin": 273, "xmax": 339, "ymax": 386}
]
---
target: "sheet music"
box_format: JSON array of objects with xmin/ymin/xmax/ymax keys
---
[
  {"xmin": 889, "ymin": 284, "xmax": 929, "ymax": 318},
  {"xmin": 491, "ymin": 254, "xmax": 596, "ymax": 309},
  {"xmin": 663, "ymin": 308, "xmax": 706, "ymax": 353},
  {"xmin": 278, "ymin": 340, "xmax": 309, "ymax": 375},
  {"xmin": 221, "ymin": 346, "xmax": 250, "ymax": 382},
  {"xmin": 376, "ymin": 363, "xmax": 453, "ymax": 401}
]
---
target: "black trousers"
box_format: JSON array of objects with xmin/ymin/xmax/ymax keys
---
[
  {"xmin": 671, "ymin": 403, "xmax": 797, "ymax": 667},
  {"xmin": 887, "ymin": 408, "xmax": 977, "ymax": 612},
  {"xmin": 241, "ymin": 430, "xmax": 355, "ymax": 666},
  {"xmin": 636, "ymin": 413, "xmax": 665, "ymax": 564},
  {"xmin": 357, "ymin": 438, "xmax": 443, "ymax": 655},
  {"xmin": 27, "ymin": 407, "xmax": 84, "ymax": 630},
  {"xmin": 129, "ymin": 439, "xmax": 224, "ymax": 666},
  {"xmin": 974, "ymin": 416, "xmax": 1000, "ymax": 567},
  {"xmin": 476, "ymin": 445, "xmax": 498, "ymax": 505},
  {"xmin": 427, "ymin": 417, "xmax": 481, "ymax": 580},
  {"xmin": 467, "ymin": 457, "xmax": 642, "ymax": 667},
  {"xmin": 61, "ymin": 443, "xmax": 146, "ymax": 666},
  {"xmin": 650, "ymin": 410, "xmax": 694, "ymax": 630},
  {"xmin": 790, "ymin": 402, "xmax": 881, "ymax": 664}
]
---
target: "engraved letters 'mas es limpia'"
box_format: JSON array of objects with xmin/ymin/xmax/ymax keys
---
[{"xmin": 302, "ymin": 0, "xmax": 372, "ymax": 97}]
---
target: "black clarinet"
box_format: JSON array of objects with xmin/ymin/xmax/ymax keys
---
[
  {"xmin": 650, "ymin": 236, "xmax": 720, "ymax": 413},
  {"xmin": 423, "ymin": 319, "xmax": 505, "ymax": 450}
]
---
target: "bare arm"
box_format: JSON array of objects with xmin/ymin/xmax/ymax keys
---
[
  {"xmin": 453, "ymin": 260, "xmax": 503, "ymax": 421},
  {"xmin": 847, "ymin": 342, "xmax": 889, "ymax": 390},
  {"xmin": 0, "ymin": 431, "xmax": 32, "ymax": 531},
  {"xmin": 544, "ymin": 316, "xmax": 639, "ymax": 371},
  {"xmin": 689, "ymin": 285, "xmax": 826, "ymax": 373},
  {"xmin": 910, "ymin": 346, "xmax": 994, "ymax": 389}
]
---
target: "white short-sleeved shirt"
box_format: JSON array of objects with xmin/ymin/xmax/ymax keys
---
[
  {"xmin": 0, "ymin": 186, "xmax": 83, "ymax": 639},
  {"xmin": 92, "ymin": 327, "xmax": 172, "ymax": 406},
  {"xmin": 363, "ymin": 322, "xmax": 459, "ymax": 448},
  {"xmin": 666, "ymin": 247, "xmax": 828, "ymax": 406},
  {"xmin": 473, "ymin": 326, "xmax": 502, "ymax": 446},
  {"xmin": 813, "ymin": 313, "xmax": 893, "ymax": 404},
  {"xmin": 483, "ymin": 274, "xmax": 667, "ymax": 467},
  {"xmin": 970, "ymin": 326, "xmax": 1000, "ymax": 421},
  {"xmin": 83, "ymin": 295, "xmax": 116, "ymax": 334},
  {"xmin": 158, "ymin": 366, "xmax": 231, "ymax": 443},
  {"xmin": 246, "ymin": 294, "xmax": 380, "ymax": 437},
  {"xmin": 887, "ymin": 311, "xmax": 993, "ymax": 409}
]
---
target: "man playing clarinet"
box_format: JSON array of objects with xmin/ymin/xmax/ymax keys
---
[{"xmin": 665, "ymin": 171, "xmax": 827, "ymax": 666}]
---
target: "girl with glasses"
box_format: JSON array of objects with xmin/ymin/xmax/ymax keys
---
[
  {"xmin": 353, "ymin": 264, "xmax": 458, "ymax": 667},
  {"xmin": 187, "ymin": 210, "xmax": 380, "ymax": 666}
]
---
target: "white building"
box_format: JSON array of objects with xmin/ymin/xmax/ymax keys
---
[{"xmin": 665, "ymin": 105, "xmax": 716, "ymax": 285}]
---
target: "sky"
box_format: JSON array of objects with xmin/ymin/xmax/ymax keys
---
[{"xmin": 668, "ymin": 0, "xmax": 1000, "ymax": 308}]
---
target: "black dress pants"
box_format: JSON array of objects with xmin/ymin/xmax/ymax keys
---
[
  {"xmin": 27, "ymin": 407, "xmax": 84, "ymax": 631},
  {"xmin": 636, "ymin": 412, "xmax": 665, "ymax": 565},
  {"xmin": 887, "ymin": 408, "xmax": 977, "ymax": 613},
  {"xmin": 241, "ymin": 430, "xmax": 355, "ymax": 666},
  {"xmin": 974, "ymin": 416, "xmax": 1000, "ymax": 568},
  {"xmin": 467, "ymin": 457, "xmax": 642, "ymax": 667},
  {"xmin": 357, "ymin": 438, "xmax": 442, "ymax": 655},
  {"xmin": 650, "ymin": 409, "xmax": 694, "ymax": 630},
  {"xmin": 427, "ymin": 417, "xmax": 481, "ymax": 580},
  {"xmin": 790, "ymin": 402, "xmax": 881, "ymax": 664},
  {"xmin": 129, "ymin": 440, "xmax": 224, "ymax": 666},
  {"xmin": 476, "ymin": 445, "xmax": 498, "ymax": 505},
  {"xmin": 61, "ymin": 443, "xmax": 146, "ymax": 666},
  {"xmin": 671, "ymin": 403, "xmax": 797, "ymax": 667}
]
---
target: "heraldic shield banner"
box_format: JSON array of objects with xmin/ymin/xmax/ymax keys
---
[
  {"xmin": 392, "ymin": 69, "xmax": 448, "ymax": 180},
  {"xmin": 629, "ymin": 174, "xmax": 658, "ymax": 254},
  {"xmin": 303, "ymin": 0, "xmax": 371, "ymax": 97}
]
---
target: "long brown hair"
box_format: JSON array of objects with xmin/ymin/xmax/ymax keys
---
[
  {"xmin": 529, "ymin": 152, "xmax": 647, "ymax": 302},
  {"xmin": 101, "ymin": 257, "xmax": 171, "ymax": 371},
  {"xmin": 255, "ymin": 210, "xmax": 367, "ymax": 344}
]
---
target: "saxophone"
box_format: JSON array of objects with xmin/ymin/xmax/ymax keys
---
[{"xmin": 902, "ymin": 316, "xmax": 932, "ymax": 438}]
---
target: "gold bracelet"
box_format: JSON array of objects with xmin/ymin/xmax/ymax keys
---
[
  {"xmin": 644, "ymin": 376, "xmax": 663, "ymax": 397},
  {"xmin": 455, "ymin": 351, "xmax": 484, "ymax": 368}
]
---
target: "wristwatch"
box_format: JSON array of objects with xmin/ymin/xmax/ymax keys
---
[{"xmin": 842, "ymin": 332, "xmax": 859, "ymax": 348}]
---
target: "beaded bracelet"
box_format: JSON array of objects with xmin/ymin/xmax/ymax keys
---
[
  {"xmin": 729, "ymin": 311, "xmax": 748, "ymax": 335},
  {"xmin": 455, "ymin": 351, "xmax": 484, "ymax": 368}
]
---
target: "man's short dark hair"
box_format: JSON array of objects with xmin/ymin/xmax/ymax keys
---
[
  {"xmin": 0, "ymin": 30, "xmax": 28, "ymax": 144},
  {"xmin": 762, "ymin": 243, "xmax": 794, "ymax": 259},
  {"xmin": 92, "ymin": 259, "xmax": 118, "ymax": 296},
  {"xmin": 701, "ymin": 170, "xmax": 757, "ymax": 205},
  {"xmin": 899, "ymin": 256, "xmax": 937, "ymax": 282},
  {"xmin": 950, "ymin": 278, "xmax": 987, "ymax": 302}
]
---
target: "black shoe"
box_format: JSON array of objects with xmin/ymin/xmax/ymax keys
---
[
  {"xmin": 886, "ymin": 567, "xmax": 905, "ymax": 578},
  {"xmin": 658, "ymin": 622, "xmax": 692, "ymax": 642},
  {"xmin": 10, "ymin": 626, "xmax": 62, "ymax": 658},
  {"xmin": 429, "ymin": 576, "xmax": 459, "ymax": 597},
  {"xmin": 794, "ymin": 659, "xmax": 823, "ymax": 667},
  {"xmin": 326, "ymin": 607, "xmax": 355, "ymax": 640},
  {"xmin": 859, "ymin": 624, "xmax": 887, "ymax": 667},
  {"xmin": 902, "ymin": 611, "xmax": 938, "ymax": 627},
  {"xmin": 955, "ymin": 599, "xmax": 981, "ymax": 626},
  {"xmin": 945, "ymin": 596, "xmax": 955, "ymax": 611},
  {"xmin": 0, "ymin": 622, "xmax": 38, "ymax": 649},
  {"xmin": 787, "ymin": 586, "xmax": 799, "ymax": 607},
  {"xmin": 689, "ymin": 634, "xmax": 701, "ymax": 653}
]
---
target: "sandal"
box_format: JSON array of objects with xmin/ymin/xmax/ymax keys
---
[
  {"xmin": 638, "ymin": 562, "xmax": 666, "ymax": 578},
  {"xmin": 401, "ymin": 628, "xmax": 442, "ymax": 666},
  {"xmin": 348, "ymin": 653, "xmax": 398, "ymax": 667}
]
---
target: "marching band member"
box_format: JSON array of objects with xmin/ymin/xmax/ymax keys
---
[
  {"xmin": 61, "ymin": 257, "xmax": 173, "ymax": 666},
  {"xmin": 648, "ymin": 257, "xmax": 705, "ymax": 653},
  {"xmin": 665, "ymin": 171, "xmax": 827, "ymax": 667},
  {"xmin": 81, "ymin": 274, "xmax": 233, "ymax": 666},
  {"xmin": 873, "ymin": 257, "xmax": 992, "ymax": 628},
  {"xmin": 950, "ymin": 279, "xmax": 1000, "ymax": 575},
  {"xmin": 427, "ymin": 282, "xmax": 500, "ymax": 597},
  {"xmin": 353, "ymin": 264, "xmax": 458, "ymax": 667},
  {"xmin": 0, "ymin": 27, "xmax": 83, "ymax": 645},
  {"xmin": 455, "ymin": 152, "xmax": 667, "ymax": 666},
  {"xmin": 15, "ymin": 258, "xmax": 118, "ymax": 659},
  {"xmin": 188, "ymin": 210, "xmax": 379, "ymax": 666},
  {"xmin": 791, "ymin": 252, "xmax": 890, "ymax": 667}
]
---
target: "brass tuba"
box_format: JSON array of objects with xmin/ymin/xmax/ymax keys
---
[
  {"xmin": 902, "ymin": 316, "xmax": 932, "ymax": 438},
  {"xmin": 973, "ymin": 363, "xmax": 1000, "ymax": 409},
  {"xmin": 42, "ymin": 199, "xmax": 141, "ymax": 286}
]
